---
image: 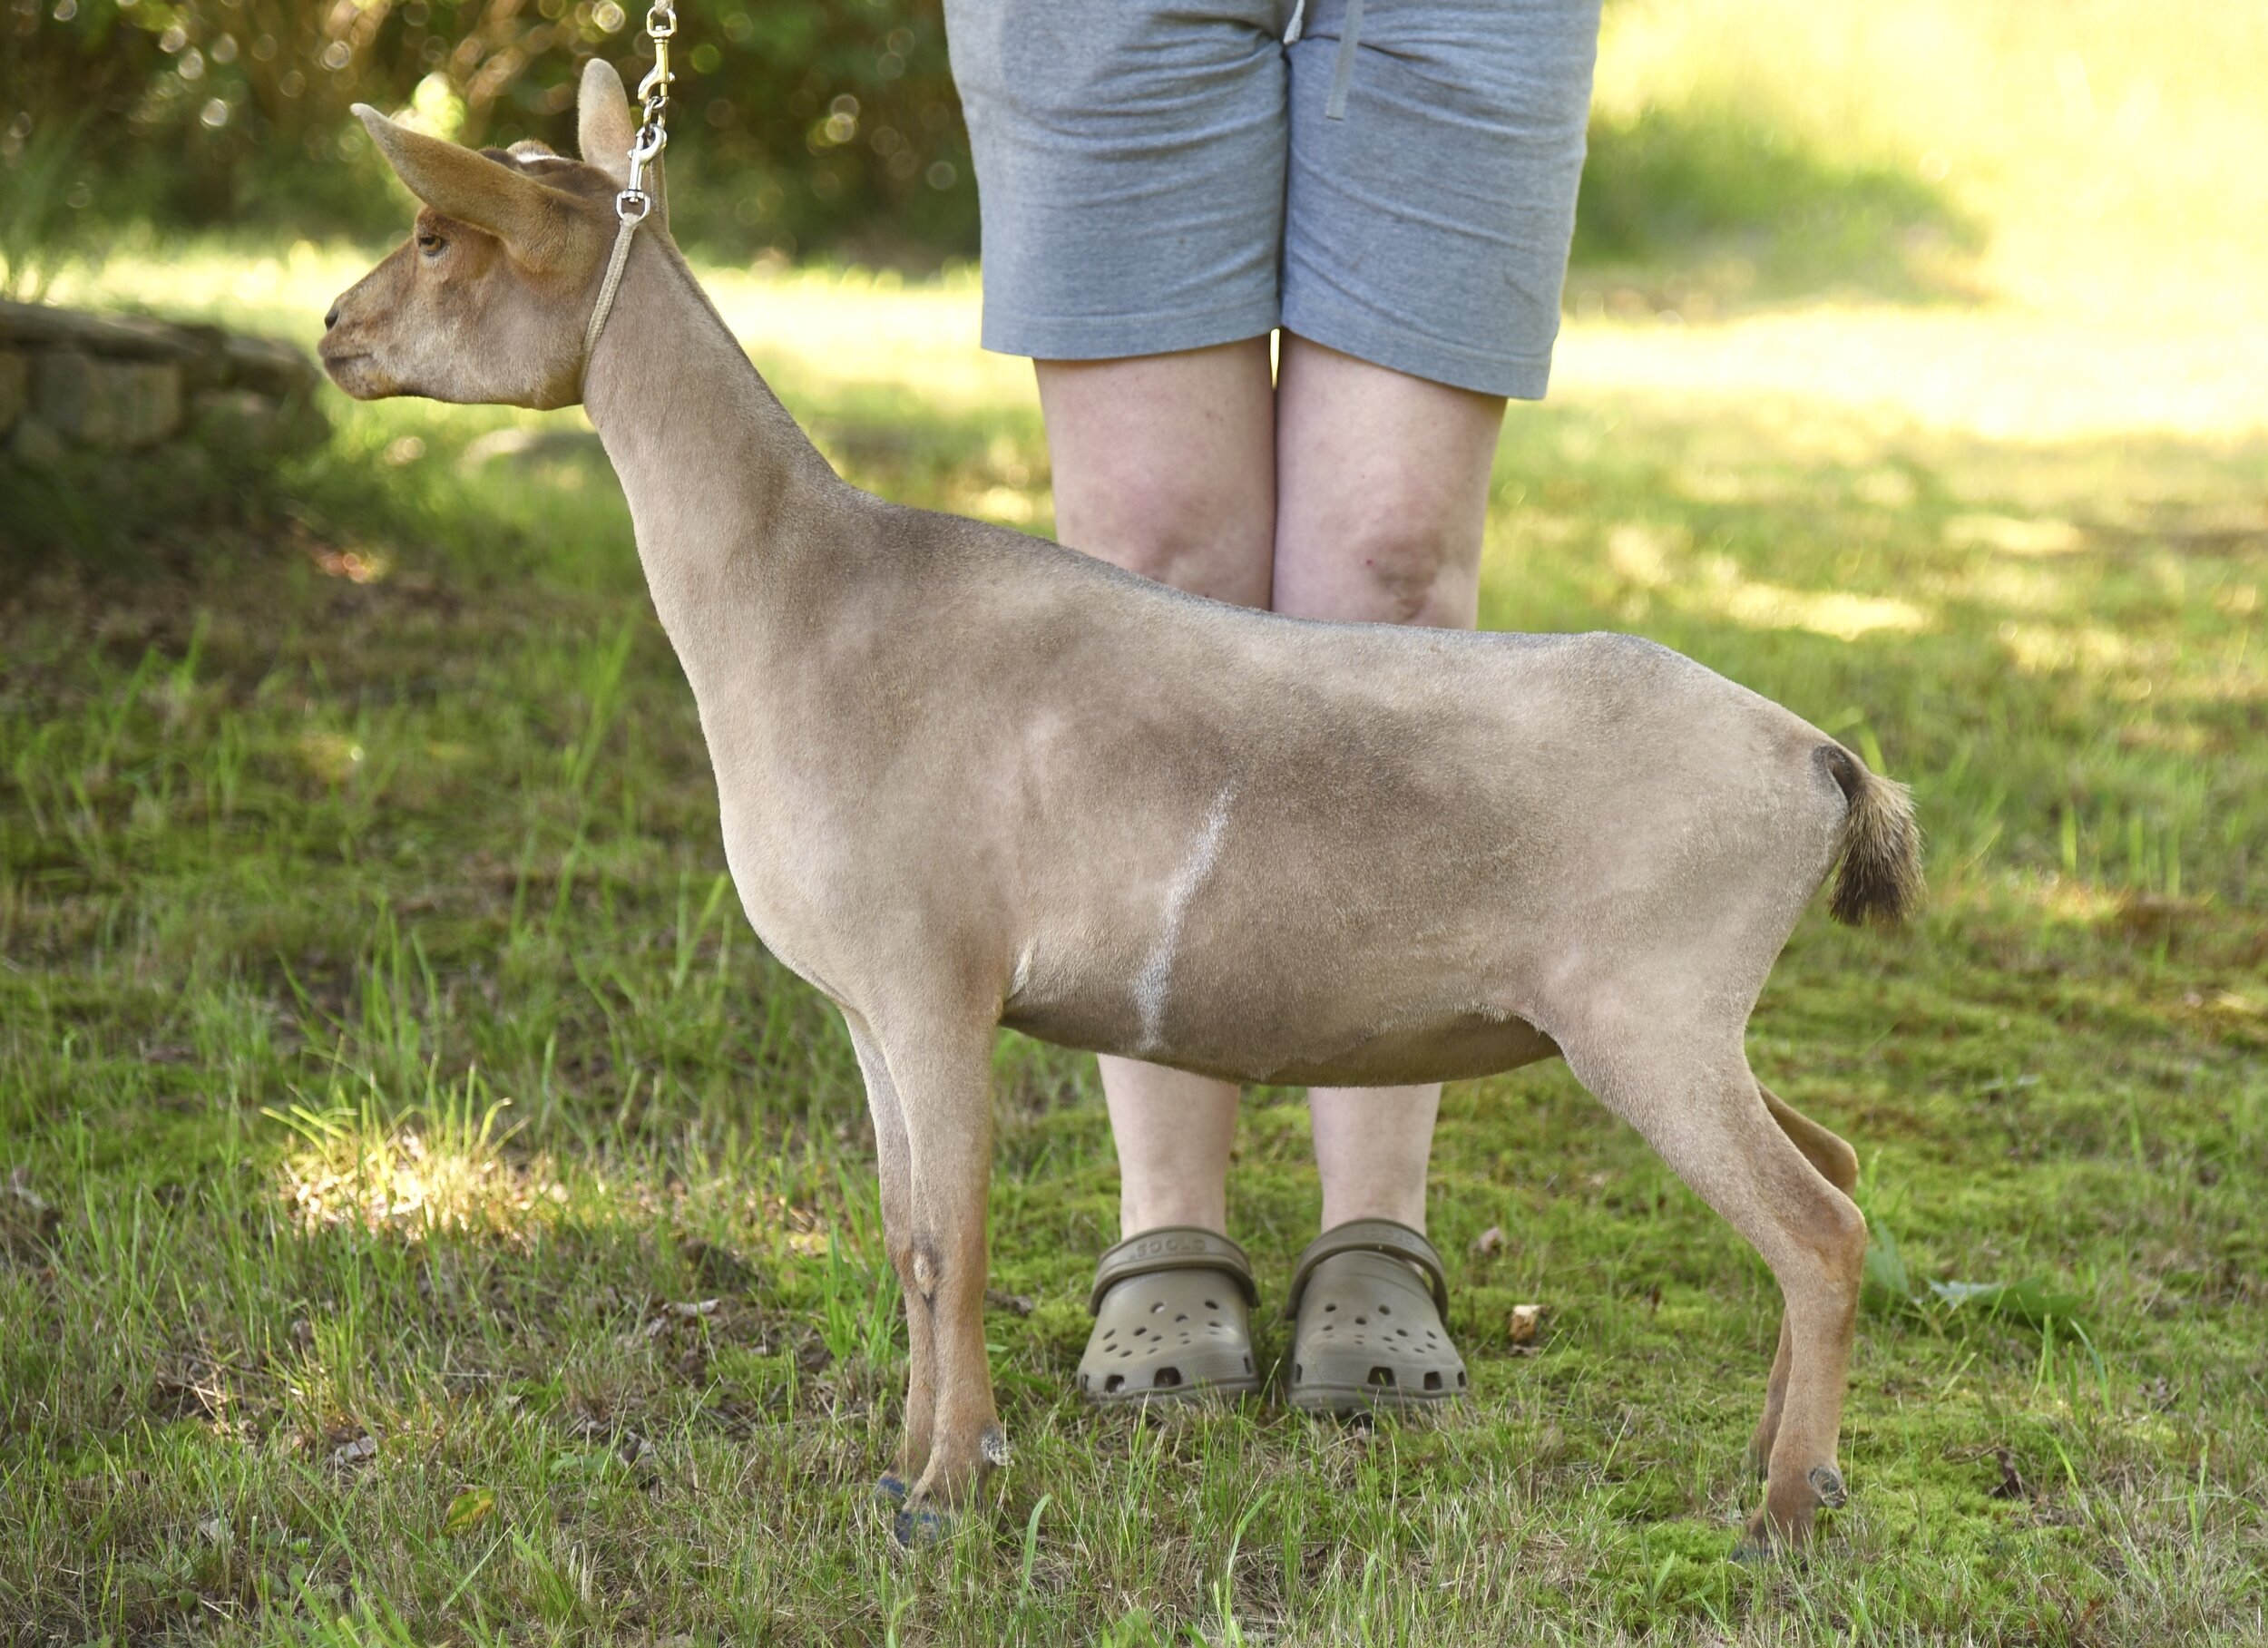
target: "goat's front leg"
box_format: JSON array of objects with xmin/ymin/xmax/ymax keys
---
[
  {"xmin": 844, "ymin": 1016, "xmax": 933, "ymax": 1492},
  {"xmin": 866, "ymin": 1010, "xmax": 1002, "ymax": 1520}
]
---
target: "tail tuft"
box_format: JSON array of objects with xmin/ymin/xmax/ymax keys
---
[{"xmin": 1818, "ymin": 745, "xmax": 1922, "ymax": 928}]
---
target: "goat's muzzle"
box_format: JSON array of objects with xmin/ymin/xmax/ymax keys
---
[{"xmin": 317, "ymin": 332, "xmax": 387, "ymax": 400}]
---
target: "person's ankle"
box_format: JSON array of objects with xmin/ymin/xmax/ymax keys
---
[
  {"xmin": 1317, "ymin": 1204, "xmax": 1426, "ymax": 1235},
  {"xmin": 1119, "ymin": 1204, "xmax": 1229, "ymax": 1241}
]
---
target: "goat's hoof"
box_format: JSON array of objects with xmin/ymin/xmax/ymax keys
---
[
  {"xmin": 903, "ymin": 1426, "xmax": 1007, "ymax": 1509},
  {"xmin": 1807, "ymin": 1463, "xmax": 1849, "ymax": 1509},
  {"xmin": 875, "ymin": 1472, "xmax": 908, "ymax": 1505},
  {"xmin": 1728, "ymin": 1536, "xmax": 1774, "ymax": 1566},
  {"xmin": 891, "ymin": 1502, "xmax": 950, "ymax": 1550},
  {"xmin": 1741, "ymin": 1495, "xmax": 1821, "ymax": 1555}
]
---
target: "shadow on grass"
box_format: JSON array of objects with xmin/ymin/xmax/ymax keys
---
[{"xmin": 1571, "ymin": 104, "xmax": 1984, "ymax": 309}]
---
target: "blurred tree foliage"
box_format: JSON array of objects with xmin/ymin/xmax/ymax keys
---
[
  {"xmin": 2, "ymin": 0, "xmax": 976, "ymax": 261},
  {"xmin": 4, "ymin": 0, "xmax": 1969, "ymax": 297}
]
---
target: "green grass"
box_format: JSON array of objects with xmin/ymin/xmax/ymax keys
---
[{"xmin": 3, "ymin": 253, "xmax": 2263, "ymax": 1643}]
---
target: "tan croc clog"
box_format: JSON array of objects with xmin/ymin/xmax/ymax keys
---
[
  {"xmin": 1285, "ymin": 1219, "xmax": 1468, "ymax": 1413},
  {"xmin": 1077, "ymin": 1226, "xmax": 1262, "ymax": 1405}
]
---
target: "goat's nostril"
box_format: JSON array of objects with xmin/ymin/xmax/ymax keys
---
[{"xmin": 323, "ymin": 305, "xmax": 341, "ymax": 332}]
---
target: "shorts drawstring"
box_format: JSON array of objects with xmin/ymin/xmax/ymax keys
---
[
  {"xmin": 1325, "ymin": 0, "xmax": 1364, "ymax": 120},
  {"xmin": 1285, "ymin": 0, "xmax": 1364, "ymax": 122}
]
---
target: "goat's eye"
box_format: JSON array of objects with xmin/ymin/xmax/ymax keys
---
[{"xmin": 415, "ymin": 231, "xmax": 446, "ymax": 257}]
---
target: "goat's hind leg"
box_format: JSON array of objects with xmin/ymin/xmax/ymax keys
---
[
  {"xmin": 1562, "ymin": 1027, "xmax": 1867, "ymax": 1549},
  {"xmin": 1749, "ymin": 1082, "xmax": 1861, "ymax": 1480}
]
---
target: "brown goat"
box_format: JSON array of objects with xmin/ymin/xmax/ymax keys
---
[{"xmin": 320, "ymin": 61, "xmax": 1921, "ymax": 1551}]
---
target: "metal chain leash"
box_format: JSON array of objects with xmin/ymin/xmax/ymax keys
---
[
  {"xmin": 583, "ymin": 4, "xmax": 682, "ymax": 377},
  {"xmin": 618, "ymin": 2, "xmax": 678, "ymax": 224}
]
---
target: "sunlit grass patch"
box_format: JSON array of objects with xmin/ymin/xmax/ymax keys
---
[
  {"xmin": 1944, "ymin": 513, "xmax": 2087, "ymax": 558},
  {"xmin": 1603, "ymin": 526, "xmax": 1938, "ymax": 639},
  {"xmin": 1591, "ymin": 0, "xmax": 2268, "ymax": 324},
  {"xmin": 1707, "ymin": 577, "xmax": 1931, "ymax": 642},
  {"xmin": 269, "ymin": 1083, "xmax": 562, "ymax": 1240}
]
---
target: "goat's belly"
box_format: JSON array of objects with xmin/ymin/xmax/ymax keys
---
[
  {"xmin": 1237, "ymin": 1013, "xmax": 1561, "ymax": 1086},
  {"xmin": 1001, "ymin": 998, "xmax": 1559, "ymax": 1087}
]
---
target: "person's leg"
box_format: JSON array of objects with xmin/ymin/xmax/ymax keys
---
[
  {"xmin": 1275, "ymin": 0, "xmax": 1600, "ymax": 1253},
  {"xmin": 1273, "ymin": 335, "xmax": 1509, "ymax": 1235},
  {"xmin": 1034, "ymin": 342, "xmax": 1276, "ymax": 612},
  {"xmin": 1034, "ymin": 337, "xmax": 1277, "ymax": 1239},
  {"xmin": 943, "ymin": 0, "xmax": 1291, "ymax": 1402}
]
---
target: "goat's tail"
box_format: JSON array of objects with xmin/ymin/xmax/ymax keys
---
[{"xmin": 1817, "ymin": 744, "xmax": 1922, "ymax": 928}]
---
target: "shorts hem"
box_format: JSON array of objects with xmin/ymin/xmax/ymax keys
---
[
  {"xmin": 981, "ymin": 294, "xmax": 1282, "ymax": 363},
  {"xmin": 1281, "ymin": 293, "xmax": 1559, "ymax": 400}
]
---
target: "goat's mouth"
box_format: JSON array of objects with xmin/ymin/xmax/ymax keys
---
[{"xmin": 318, "ymin": 345, "xmax": 395, "ymax": 401}]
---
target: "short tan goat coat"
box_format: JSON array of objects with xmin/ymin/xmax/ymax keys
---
[{"xmin": 320, "ymin": 60, "xmax": 1921, "ymax": 1550}]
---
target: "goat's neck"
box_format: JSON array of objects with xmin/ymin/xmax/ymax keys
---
[{"xmin": 579, "ymin": 234, "xmax": 843, "ymax": 679}]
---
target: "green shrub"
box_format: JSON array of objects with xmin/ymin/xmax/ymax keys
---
[{"xmin": 3, "ymin": 0, "xmax": 976, "ymax": 262}]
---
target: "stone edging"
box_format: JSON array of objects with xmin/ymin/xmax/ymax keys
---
[{"xmin": 1, "ymin": 300, "xmax": 330, "ymax": 466}]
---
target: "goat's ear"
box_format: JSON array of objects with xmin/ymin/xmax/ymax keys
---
[
  {"xmin": 354, "ymin": 104, "xmax": 581, "ymax": 264},
  {"xmin": 578, "ymin": 59, "xmax": 636, "ymax": 186},
  {"xmin": 577, "ymin": 58, "xmax": 669, "ymax": 227}
]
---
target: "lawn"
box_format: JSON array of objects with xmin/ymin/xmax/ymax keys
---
[{"xmin": 5, "ymin": 2, "xmax": 2267, "ymax": 1641}]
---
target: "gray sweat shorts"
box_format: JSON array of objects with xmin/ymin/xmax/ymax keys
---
[{"xmin": 943, "ymin": 0, "xmax": 1603, "ymax": 399}]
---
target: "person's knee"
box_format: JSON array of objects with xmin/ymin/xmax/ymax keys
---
[
  {"xmin": 1039, "ymin": 343, "xmax": 1277, "ymax": 606},
  {"xmin": 1285, "ymin": 512, "xmax": 1481, "ymax": 628},
  {"xmin": 1354, "ymin": 522, "xmax": 1472, "ymax": 625},
  {"xmin": 1117, "ymin": 525, "xmax": 1261, "ymax": 601},
  {"xmin": 1061, "ymin": 477, "xmax": 1274, "ymax": 606}
]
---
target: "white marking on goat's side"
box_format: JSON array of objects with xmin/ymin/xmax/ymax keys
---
[{"xmin": 1135, "ymin": 785, "xmax": 1234, "ymax": 1053}]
